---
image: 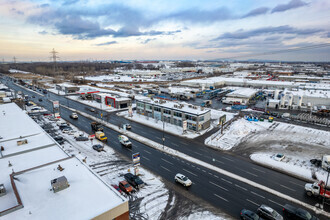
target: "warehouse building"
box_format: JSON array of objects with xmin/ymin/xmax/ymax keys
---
[
  {"xmin": 136, "ymin": 98, "xmax": 211, "ymax": 132},
  {"xmin": 93, "ymin": 93, "xmax": 132, "ymax": 109},
  {"xmin": 0, "ymin": 103, "xmax": 129, "ymax": 219},
  {"xmin": 222, "ymin": 88, "xmax": 258, "ymax": 105}
]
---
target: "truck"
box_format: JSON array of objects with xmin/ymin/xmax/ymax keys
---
[
  {"xmin": 282, "ymin": 204, "xmax": 319, "ymax": 220},
  {"xmin": 118, "ymin": 135, "xmax": 132, "ymax": 147},
  {"xmin": 95, "ymin": 131, "xmax": 107, "ymax": 142},
  {"xmin": 305, "ymin": 180, "xmax": 330, "ymax": 199},
  {"xmin": 91, "ymin": 122, "xmax": 103, "ymax": 132}
]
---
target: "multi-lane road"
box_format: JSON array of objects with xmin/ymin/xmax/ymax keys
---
[{"xmin": 2, "ymin": 77, "xmax": 329, "ymax": 219}]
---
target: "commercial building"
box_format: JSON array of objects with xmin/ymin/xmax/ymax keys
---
[
  {"xmin": 93, "ymin": 93, "xmax": 132, "ymax": 109},
  {"xmin": 222, "ymin": 88, "xmax": 258, "ymax": 105},
  {"xmin": 0, "ymin": 103, "xmax": 129, "ymax": 219},
  {"xmin": 55, "ymin": 84, "xmax": 79, "ymax": 94},
  {"xmin": 136, "ymin": 98, "xmax": 211, "ymax": 132}
]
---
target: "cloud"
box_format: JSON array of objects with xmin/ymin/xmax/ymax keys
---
[
  {"xmin": 11, "ymin": 8, "xmax": 24, "ymax": 15},
  {"xmin": 214, "ymin": 25, "xmax": 323, "ymax": 40},
  {"xmin": 38, "ymin": 30, "xmax": 48, "ymax": 35},
  {"xmin": 271, "ymin": 0, "xmax": 308, "ymax": 13},
  {"xmin": 141, "ymin": 38, "xmax": 156, "ymax": 44},
  {"xmin": 95, "ymin": 41, "xmax": 117, "ymax": 46},
  {"xmin": 242, "ymin": 7, "xmax": 269, "ymax": 18}
]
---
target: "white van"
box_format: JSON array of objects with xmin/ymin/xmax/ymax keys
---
[
  {"xmin": 322, "ymin": 155, "xmax": 330, "ymax": 170},
  {"xmin": 118, "ymin": 135, "xmax": 132, "ymax": 147}
]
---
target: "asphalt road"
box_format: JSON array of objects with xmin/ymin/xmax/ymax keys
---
[{"xmin": 2, "ymin": 77, "xmax": 329, "ymax": 219}]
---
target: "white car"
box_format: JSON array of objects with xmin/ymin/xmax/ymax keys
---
[
  {"xmin": 175, "ymin": 173, "xmax": 192, "ymax": 187},
  {"xmin": 118, "ymin": 135, "xmax": 132, "ymax": 147},
  {"xmin": 273, "ymin": 153, "xmax": 285, "ymax": 161},
  {"xmin": 70, "ymin": 112, "xmax": 78, "ymax": 119}
]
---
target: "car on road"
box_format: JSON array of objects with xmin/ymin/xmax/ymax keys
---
[
  {"xmin": 124, "ymin": 173, "xmax": 145, "ymax": 189},
  {"xmin": 122, "ymin": 123, "xmax": 131, "ymax": 129},
  {"xmin": 174, "ymin": 173, "xmax": 192, "ymax": 187},
  {"xmin": 118, "ymin": 135, "xmax": 132, "ymax": 147},
  {"xmin": 70, "ymin": 112, "xmax": 78, "ymax": 119},
  {"xmin": 75, "ymin": 136, "xmax": 88, "ymax": 141},
  {"xmin": 240, "ymin": 209, "xmax": 260, "ymax": 220},
  {"xmin": 89, "ymin": 108, "xmax": 95, "ymax": 112},
  {"xmin": 282, "ymin": 204, "xmax": 318, "ymax": 220},
  {"xmin": 92, "ymin": 144, "xmax": 104, "ymax": 152},
  {"xmin": 38, "ymin": 98, "xmax": 42, "ymax": 102},
  {"xmin": 119, "ymin": 180, "xmax": 133, "ymax": 194},
  {"xmin": 32, "ymin": 95, "xmax": 35, "ymax": 98},
  {"xmin": 257, "ymin": 204, "xmax": 283, "ymax": 220}
]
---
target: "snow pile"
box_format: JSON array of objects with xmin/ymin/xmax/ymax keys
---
[{"xmin": 205, "ymin": 118, "xmax": 272, "ymax": 150}]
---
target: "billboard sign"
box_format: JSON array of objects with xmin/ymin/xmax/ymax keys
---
[{"xmin": 132, "ymin": 152, "xmax": 140, "ymax": 166}]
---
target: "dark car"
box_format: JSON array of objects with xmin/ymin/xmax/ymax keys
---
[
  {"xmin": 241, "ymin": 209, "xmax": 260, "ymax": 220},
  {"xmin": 111, "ymin": 184, "xmax": 122, "ymax": 194},
  {"xmin": 32, "ymin": 95, "xmax": 35, "ymax": 98},
  {"xmin": 75, "ymin": 136, "xmax": 88, "ymax": 141},
  {"xmin": 92, "ymin": 144, "xmax": 104, "ymax": 152},
  {"xmin": 257, "ymin": 205, "xmax": 283, "ymax": 220},
  {"xmin": 54, "ymin": 136, "xmax": 65, "ymax": 145},
  {"xmin": 124, "ymin": 173, "xmax": 145, "ymax": 189},
  {"xmin": 38, "ymin": 98, "xmax": 42, "ymax": 102},
  {"xmin": 283, "ymin": 204, "xmax": 319, "ymax": 220},
  {"xmin": 59, "ymin": 125, "xmax": 72, "ymax": 130}
]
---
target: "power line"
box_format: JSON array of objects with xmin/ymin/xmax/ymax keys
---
[
  {"xmin": 218, "ymin": 43, "xmax": 330, "ymax": 60},
  {"xmin": 50, "ymin": 48, "xmax": 59, "ymax": 73}
]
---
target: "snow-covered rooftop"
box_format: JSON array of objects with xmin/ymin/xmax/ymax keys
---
[
  {"xmin": 227, "ymin": 88, "xmax": 257, "ymax": 98},
  {"xmin": 137, "ymin": 98, "xmax": 210, "ymax": 115}
]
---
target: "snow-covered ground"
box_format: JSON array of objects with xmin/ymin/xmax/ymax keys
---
[
  {"xmin": 205, "ymin": 117, "xmax": 330, "ymax": 186},
  {"xmin": 48, "ymin": 88, "xmax": 66, "ymax": 95},
  {"xmin": 85, "ymin": 74, "xmax": 166, "ymax": 82},
  {"xmin": 37, "ymin": 115, "xmax": 228, "ymax": 220}
]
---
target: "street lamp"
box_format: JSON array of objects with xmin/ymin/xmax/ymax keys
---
[
  {"xmin": 322, "ymin": 167, "xmax": 330, "ymax": 209},
  {"xmin": 162, "ymin": 119, "xmax": 165, "ymax": 150}
]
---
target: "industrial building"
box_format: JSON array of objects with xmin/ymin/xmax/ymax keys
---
[
  {"xmin": 222, "ymin": 88, "xmax": 258, "ymax": 105},
  {"xmin": 136, "ymin": 98, "xmax": 211, "ymax": 132},
  {"xmin": 0, "ymin": 103, "xmax": 129, "ymax": 219},
  {"xmin": 55, "ymin": 84, "xmax": 79, "ymax": 94}
]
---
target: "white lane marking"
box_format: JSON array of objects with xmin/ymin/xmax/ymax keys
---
[
  {"xmin": 194, "ymin": 151, "xmax": 202, "ymax": 156},
  {"xmin": 268, "ymin": 199, "xmax": 284, "ymax": 208},
  {"xmin": 161, "ymin": 166, "xmax": 171, "ymax": 172},
  {"xmin": 246, "ymin": 199, "xmax": 260, "ymax": 206},
  {"xmin": 210, "ymin": 181, "xmax": 229, "ymax": 191},
  {"xmin": 221, "ymin": 178, "xmax": 232, "ymax": 184},
  {"xmin": 144, "ymin": 157, "xmax": 150, "ymax": 161},
  {"xmin": 250, "ymin": 191, "xmax": 265, "ymax": 199},
  {"xmin": 191, "ymin": 165, "xmax": 195, "ymax": 168},
  {"xmin": 208, "ymin": 172, "xmax": 213, "ymax": 175},
  {"xmin": 155, "ymin": 137, "xmax": 161, "ymax": 140},
  {"xmin": 172, "ymin": 143, "xmax": 179, "ymax": 147},
  {"xmin": 214, "ymin": 159, "xmax": 224, "ymax": 164},
  {"xmin": 252, "ymin": 167, "xmax": 266, "ymax": 173},
  {"xmin": 214, "ymin": 175, "xmax": 219, "ymax": 178},
  {"xmin": 289, "ymin": 181, "xmax": 303, "ymax": 187},
  {"xmin": 280, "ymin": 184, "xmax": 296, "ymax": 192},
  {"xmin": 235, "ymin": 184, "xmax": 247, "ymax": 191},
  {"xmin": 180, "ymin": 141, "xmax": 188, "ymax": 145},
  {"xmin": 161, "ymin": 158, "xmax": 174, "ymax": 165},
  {"xmin": 143, "ymin": 149, "xmax": 151, "ymax": 154},
  {"xmin": 202, "ymin": 170, "xmax": 206, "ymax": 173},
  {"xmin": 214, "ymin": 194, "xmax": 229, "ymax": 202},
  {"xmin": 246, "ymin": 171, "xmax": 258, "ymax": 177},
  {"xmin": 197, "ymin": 167, "xmax": 200, "ymax": 170},
  {"xmin": 222, "ymin": 156, "xmax": 234, "ymax": 162},
  {"xmin": 183, "ymin": 168, "xmax": 197, "ymax": 177},
  {"xmin": 140, "ymin": 130, "xmax": 148, "ymax": 135}
]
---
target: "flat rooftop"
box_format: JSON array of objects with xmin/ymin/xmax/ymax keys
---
[
  {"xmin": 227, "ymin": 88, "xmax": 258, "ymax": 98},
  {"xmin": 3, "ymin": 157, "xmax": 126, "ymax": 220}
]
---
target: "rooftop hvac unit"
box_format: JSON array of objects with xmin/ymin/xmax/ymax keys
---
[
  {"xmin": 174, "ymin": 104, "xmax": 178, "ymax": 108},
  {"xmin": 51, "ymin": 176, "xmax": 70, "ymax": 193},
  {"xmin": 193, "ymin": 106, "xmax": 197, "ymax": 109},
  {"xmin": 188, "ymin": 105, "xmax": 192, "ymax": 108},
  {"xmin": 155, "ymin": 100, "xmax": 158, "ymax": 103},
  {"xmin": 179, "ymin": 104, "xmax": 184, "ymax": 108},
  {"xmin": 0, "ymin": 184, "xmax": 6, "ymax": 197}
]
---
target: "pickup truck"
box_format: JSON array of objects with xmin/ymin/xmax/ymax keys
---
[
  {"xmin": 91, "ymin": 122, "xmax": 103, "ymax": 132},
  {"xmin": 282, "ymin": 204, "xmax": 319, "ymax": 220}
]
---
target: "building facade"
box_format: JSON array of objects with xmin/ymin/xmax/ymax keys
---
[{"xmin": 136, "ymin": 99, "xmax": 211, "ymax": 132}]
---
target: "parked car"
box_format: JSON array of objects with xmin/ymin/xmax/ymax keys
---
[
  {"xmin": 240, "ymin": 209, "xmax": 260, "ymax": 220},
  {"xmin": 59, "ymin": 125, "xmax": 71, "ymax": 130},
  {"xmin": 119, "ymin": 180, "xmax": 133, "ymax": 194},
  {"xmin": 310, "ymin": 159, "xmax": 322, "ymax": 167},
  {"xmin": 92, "ymin": 144, "xmax": 104, "ymax": 152},
  {"xmin": 257, "ymin": 204, "xmax": 283, "ymax": 220},
  {"xmin": 124, "ymin": 173, "xmax": 145, "ymax": 189},
  {"xmin": 75, "ymin": 136, "xmax": 88, "ymax": 141},
  {"xmin": 62, "ymin": 127, "xmax": 73, "ymax": 133},
  {"xmin": 174, "ymin": 173, "xmax": 192, "ymax": 187},
  {"xmin": 273, "ymin": 153, "xmax": 285, "ymax": 161},
  {"xmin": 111, "ymin": 184, "xmax": 122, "ymax": 194},
  {"xmin": 56, "ymin": 120, "xmax": 67, "ymax": 126},
  {"xmin": 53, "ymin": 136, "xmax": 65, "ymax": 145}
]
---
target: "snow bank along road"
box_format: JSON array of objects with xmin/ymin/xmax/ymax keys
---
[
  {"xmin": 4, "ymin": 79, "xmax": 330, "ymax": 219},
  {"xmin": 61, "ymin": 103, "xmax": 330, "ymax": 219}
]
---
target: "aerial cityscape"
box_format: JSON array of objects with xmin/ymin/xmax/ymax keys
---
[{"xmin": 0, "ymin": 0, "xmax": 329, "ymax": 220}]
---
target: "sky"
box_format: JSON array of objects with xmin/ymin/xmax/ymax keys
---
[{"xmin": 0, "ymin": 0, "xmax": 329, "ymax": 62}]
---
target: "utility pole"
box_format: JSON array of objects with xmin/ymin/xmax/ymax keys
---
[
  {"xmin": 50, "ymin": 48, "xmax": 59, "ymax": 74},
  {"xmin": 13, "ymin": 56, "xmax": 17, "ymax": 69}
]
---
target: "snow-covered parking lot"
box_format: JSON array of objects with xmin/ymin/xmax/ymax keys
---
[
  {"xmin": 205, "ymin": 118, "xmax": 330, "ymax": 186},
  {"xmin": 33, "ymin": 115, "xmax": 229, "ymax": 220}
]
